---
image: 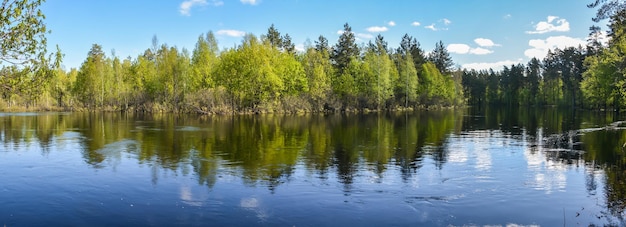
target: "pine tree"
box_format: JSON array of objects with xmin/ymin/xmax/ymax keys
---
[
  {"xmin": 315, "ymin": 35, "xmax": 329, "ymax": 55},
  {"xmin": 282, "ymin": 33, "xmax": 296, "ymax": 54},
  {"xmin": 332, "ymin": 23, "xmax": 359, "ymax": 74},
  {"xmin": 266, "ymin": 24, "xmax": 283, "ymax": 48},
  {"xmin": 428, "ymin": 40, "xmax": 454, "ymax": 75}
]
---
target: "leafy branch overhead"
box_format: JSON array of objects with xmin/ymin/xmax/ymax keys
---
[{"xmin": 0, "ymin": 0, "xmax": 48, "ymax": 65}]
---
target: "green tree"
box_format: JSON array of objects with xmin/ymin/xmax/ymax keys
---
[
  {"xmin": 314, "ymin": 35, "xmax": 330, "ymax": 55},
  {"xmin": 462, "ymin": 69, "xmax": 487, "ymax": 106},
  {"xmin": 191, "ymin": 31, "xmax": 219, "ymax": 89},
  {"xmin": 543, "ymin": 50, "xmax": 564, "ymax": 105},
  {"xmin": 214, "ymin": 34, "xmax": 306, "ymax": 110},
  {"xmin": 301, "ymin": 47, "xmax": 332, "ymax": 109},
  {"xmin": 428, "ymin": 40, "xmax": 454, "ymax": 75},
  {"xmin": 332, "ymin": 23, "xmax": 359, "ymax": 75},
  {"xmin": 132, "ymin": 50, "xmax": 157, "ymax": 102},
  {"xmin": 74, "ymin": 44, "xmax": 108, "ymax": 107},
  {"xmin": 526, "ymin": 58, "xmax": 542, "ymax": 105},
  {"xmin": 587, "ymin": 0, "xmax": 626, "ymax": 22},
  {"xmin": 274, "ymin": 48, "xmax": 307, "ymax": 96},
  {"xmin": 0, "ymin": 0, "xmax": 48, "ymax": 65},
  {"xmin": 582, "ymin": 8, "xmax": 626, "ymax": 109},
  {"xmin": 282, "ymin": 33, "xmax": 296, "ymax": 54},
  {"xmin": 419, "ymin": 62, "xmax": 456, "ymax": 105},
  {"xmin": 359, "ymin": 44, "xmax": 397, "ymax": 109},
  {"xmin": 397, "ymin": 34, "xmax": 426, "ymax": 70},
  {"xmin": 154, "ymin": 45, "xmax": 191, "ymax": 109},
  {"xmin": 393, "ymin": 52, "xmax": 418, "ymax": 107},
  {"xmin": 265, "ymin": 24, "xmax": 283, "ymax": 49},
  {"xmin": 582, "ymin": 52, "xmax": 618, "ymax": 108},
  {"xmin": 333, "ymin": 57, "xmax": 358, "ymax": 107}
]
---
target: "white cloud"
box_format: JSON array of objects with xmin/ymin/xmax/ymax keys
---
[
  {"xmin": 474, "ymin": 38, "xmax": 499, "ymax": 47},
  {"xmin": 526, "ymin": 16, "xmax": 570, "ymax": 34},
  {"xmin": 448, "ymin": 44, "xmax": 494, "ymax": 55},
  {"xmin": 240, "ymin": 0, "xmax": 259, "ymax": 5},
  {"xmin": 504, "ymin": 14, "xmax": 512, "ymax": 19},
  {"xmin": 357, "ymin": 33, "xmax": 373, "ymax": 39},
  {"xmin": 469, "ymin": 47, "xmax": 493, "ymax": 55},
  {"xmin": 337, "ymin": 30, "xmax": 345, "ymax": 35},
  {"xmin": 462, "ymin": 59, "xmax": 523, "ymax": 71},
  {"xmin": 425, "ymin": 19, "xmax": 450, "ymax": 31},
  {"xmin": 547, "ymin": 15, "xmax": 558, "ymax": 23},
  {"xmin": 388, "ymin": 21, "xmax": 396, "ymax": 27},
  {"xmin": 180, "ymin": 0, "xmax": 207, "ymax": 16},
  {"xmin": 524, "ymin": 35, "xmax": 586, "ymax": 59},
  {"xmin": 425, "ymin": 24, "xmax": 437, "ymax": 31},
  {"xmin": 448, "ymin": 44, "xmax": 471, "ymax": 54},
  {"xmin": 411, "ymin": 21, "xmax": 421, "ymax": 26},
  {"xmin": 295, "ymin": 44, "xmax": 305, "ymax": 52},
  {"xmin": 216, "ymin": 29, "xmax": 246, "ymax": 37},
  {"xmin": 366, "ymin": 26, "xmax": 388, "ymax": 32}
]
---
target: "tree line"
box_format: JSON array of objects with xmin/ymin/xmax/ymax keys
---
[
  {"xmin": 462, "ymin": 1, "xmax": 626, "ymax": 110},
  {"xmin": 1, "ymin": 0, "xmax": 625, "ymax": 113},
  {"xmin": 1, "ymin": 22, "xmax": 464, "ymax": 113}
]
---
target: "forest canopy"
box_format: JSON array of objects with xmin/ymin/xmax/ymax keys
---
[{"xmin": 1, "ymin": 1, "xmax": 626, "ymax": 113}]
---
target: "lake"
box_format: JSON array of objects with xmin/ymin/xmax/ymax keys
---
[{"xmin": 0, "ymin": 108, "xmax": 625, "ymax": 226}]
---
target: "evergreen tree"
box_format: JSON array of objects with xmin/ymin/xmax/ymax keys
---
[
  {"xmin": 266, "ymin": 24, "xmax": 283, "ymax": 48},
  {"xmin": 332, "ymin": 23, "xmax": 359, "ymax": 74},
  {"xmin": 282, "ymin": 33, "xmax": 296, "ymax": 54},
  {"xmin": 398, "ymin": 34, "xmax": 426, "ymax": 70},
  {"xmin": 314, "ymin": 35, "xmax": 329, "ymax": 55},
  {"xmin": 526, "ymin": 58, "xmax": 541, "ymax": 105},
  {"xmin": 428, "ymin": 40, "xmax": 454, "ymax": 75}
]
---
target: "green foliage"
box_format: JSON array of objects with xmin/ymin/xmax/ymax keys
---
[
  {"xmin": 314, "ymin": 35, "xmax": 330, "ymax": 55},
  {"xmin": 282, "ymin": 33, "xmax": 296, "ymax": 54},
  {"xmin": 73, "ymin": 44, "xmax": 107, "ymax": 107},
  {"xmin": 581, "ymin": 7, "xmax": 626, "ymax": 110},
  {"xmin": 214, "ymin": 34, "xmax": 307, "ymax": 110},
  {"xmin": 362, "ymin": 45, "xmax": 396, "ymax": 109},
  {"xmin": 582, "ymin": 53, "xmax": 618, "ymax": 107},
  {"xmin": 265, "ymin": 24, "xmax": 283, "ymax": 48},
  {"xmin": 0, "ymin": 0, "xmax": 48, "ymax": 65},
  {"xmin": 462, "ymin": 70, "xmax": 487, "ymax": 106},
  {"xmin": 428, "ymin": 41, "xmax": 454, "ymax": 75},
  {"xmin": 191, "ymin": 31, "xmax": 219, "ymax": 89},
  {"xmin": 397, "ymin": 34, "xmax": 426, "ymax": 70},
  {"xmin": 332, "ymin": 23, "xmax": 359, "ymax": 75},
  {"xmin": 394, "ymin": 53, "xmax": 418, "ymax": 106},
  {"xmin": 419, "ymin": 62, "xmax": 455, "ymax": 105},
  {"xmin": 332, "ymin": 57, "xmax": 358, "ymax": 107},
  {"xmin": 0, "ymin": 22, "xmax": 490, "ymax": 112},
  {"xmin": 301, "ymin": 47, "xmax": 332, "ymax": 108}
]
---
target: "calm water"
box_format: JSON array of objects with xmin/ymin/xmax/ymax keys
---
[{"xmin": 1, "ymin": 109, "xmax": 625, "ymax": 226}]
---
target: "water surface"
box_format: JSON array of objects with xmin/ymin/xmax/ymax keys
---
[{"xmin": 1, "ymin": 108, "xmax": 625, "ymax": 226}]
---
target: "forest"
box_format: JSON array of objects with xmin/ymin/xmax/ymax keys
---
[{"xmin": 0, "ymin": 0, "xmax": 625, "ymax": 113}]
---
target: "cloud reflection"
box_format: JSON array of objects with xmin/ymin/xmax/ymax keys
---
[{"xmin": 524, "ymin": 129, "xmax": 567, "ymax": 194}]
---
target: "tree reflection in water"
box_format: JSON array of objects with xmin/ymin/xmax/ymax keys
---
[{"xmin": 0, "ymin": 109, "xmax": 625, "ymax": 224}]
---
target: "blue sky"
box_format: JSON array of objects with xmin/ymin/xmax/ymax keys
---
[{"xmin": 41, "ymin": 0, "xmax": 605, "ymax": 71}]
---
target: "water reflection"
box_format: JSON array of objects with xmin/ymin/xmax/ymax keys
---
[{"xmin": 1, "ymin": 109, "xmax": 626, "ymax": 225}]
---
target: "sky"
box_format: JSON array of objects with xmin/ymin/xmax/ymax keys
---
[{"xmin": 41, "ymin": 0, "xmax": 608, "ymax": 71}]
